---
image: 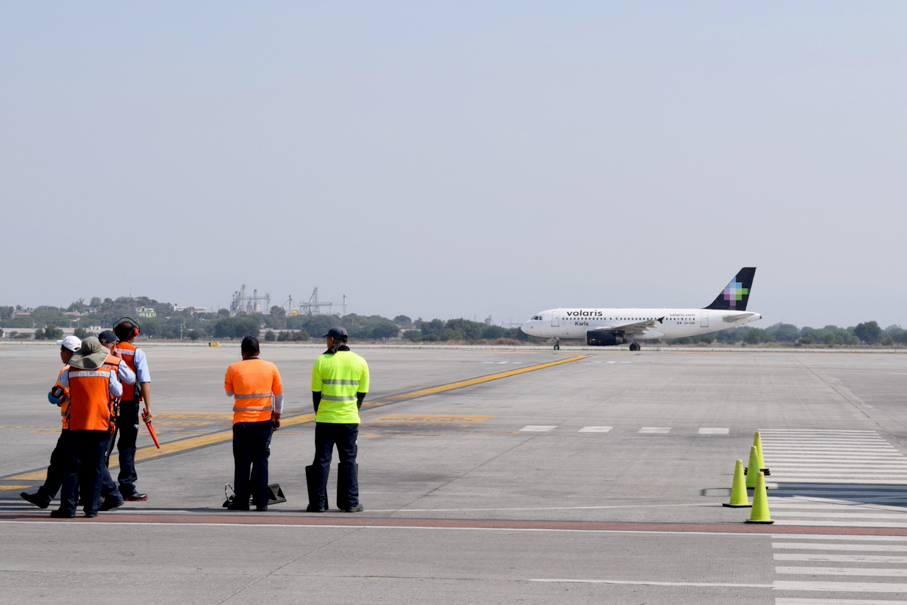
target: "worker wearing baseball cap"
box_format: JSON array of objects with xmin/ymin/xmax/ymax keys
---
[
  {"xmin": 306, "ymin": 327, "xmax": 369, "ymax": 513},
  {"xmin": 20, "ymin": 335, "xmax": 82, "ymax": 508}
]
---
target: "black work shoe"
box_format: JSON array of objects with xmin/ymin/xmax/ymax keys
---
[
  {"xmin": 340, "ymin": 504, "xmax": 364, "ymax": 513},
  {"xmin": 255, "ymin": 505, "xmax": 268, "ymax": 512},
  {"xmin": 99, "ymin": 498, "xmax": 124, "ymax": 511},
  {"xmin": 306, "ymin": 504, "xmax": 326, "ymax": 513},
  {"xmin": 123, "ymin": 492, "xmax": 148, "ymax": 501},
  {"xmin": 84, "ymin": 511, "xmax": 98, "ymax": 518},
  {"xmin": 50, "ymin": 509, "xmax": 75, "ymax": 518},
  {"xmin": 20, "ymin": 491, "xmax": 50, "ymax": 509},
  {"xmin": 226, "ymin": 501, "xmax": 249, "ymax": 511}
]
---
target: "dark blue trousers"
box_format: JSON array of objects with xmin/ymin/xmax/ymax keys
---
[
  {"xmin": 38, "ymin": 430, "xmax": 120, "ymax": 506},
  {"xmin": 233, "ymin": 421, "xmax": 273, "ymax": 507},
  {"xmin": 59, "ymin": 430, "xmax": 109, "ymax": 515},
  {"xmin": 311, "ymin": 423, "xmax": 359, "ymax": 508},
  {"xmin": 35, "ymin": 430, "xmax": 71, "ymax": 504},
  {"xmin": 117, "ymin": 400, "xmax": 140, "ymax": 495}
]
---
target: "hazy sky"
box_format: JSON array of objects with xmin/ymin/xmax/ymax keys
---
[{"xmin": 2, "ymin": 2, "xmax": 905, "ymax": 329}]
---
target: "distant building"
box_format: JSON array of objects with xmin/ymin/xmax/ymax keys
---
[
  {"xmin": 136, "ymin": 306, "xmax": 156, "ymax": 318},
  {"xmin": 174, "ymin": 306, "xmax": 207, "ymax": 314}
]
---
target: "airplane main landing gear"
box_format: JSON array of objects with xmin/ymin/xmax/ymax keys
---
[{"xmin": 629, "ymin": 342, "xmax": 641, "ymax": 352}]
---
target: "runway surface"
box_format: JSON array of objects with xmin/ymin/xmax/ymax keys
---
[{"xmin": 1, "ymin": 343, "xmax": 907, "ymax": 603}]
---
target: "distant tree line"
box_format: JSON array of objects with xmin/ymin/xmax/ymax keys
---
[
  {"xmin": 0, "ymin": 297, "xmax": 526, "ymax": 343},
  {"xmin": 1, "ymin": 297, "xmax": 904, "ymax": 346},
  {"xmin": 669, "ymin": 321, "xmax": 907, "ymax": 346}
]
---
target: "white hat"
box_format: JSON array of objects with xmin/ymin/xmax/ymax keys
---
[{"xmin": 56, "ymin": 335, "xmax": 82, "ymax": 352}]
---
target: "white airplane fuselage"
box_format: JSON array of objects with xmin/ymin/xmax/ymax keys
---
[{"xmin": 521, "ymin": 307, "xmax": 763, "ymax": 342}]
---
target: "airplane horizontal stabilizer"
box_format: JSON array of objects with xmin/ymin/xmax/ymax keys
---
[{"xmin": 723, "ymin": 312, "xmax": 757, "ymax": 323}]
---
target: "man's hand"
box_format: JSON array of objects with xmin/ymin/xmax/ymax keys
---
[
  {"xmin": 111, "ymin": 348, "xmax": 123, "ymax": 359},
  {"xmin": 271, "ymin": 413, "xmax": 281, "ymax": 430}
]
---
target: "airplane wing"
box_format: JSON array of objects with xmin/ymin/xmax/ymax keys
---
[
  {"xmin": 594, "ymin": 317, "xmax": 664, "ymax": 336},
  {"xmin": 723, "ymin": 312, "xmax": 758, "ymax": 323}
]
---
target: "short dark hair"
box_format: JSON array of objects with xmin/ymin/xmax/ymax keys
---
[
  {"xmin": 114, "ymin": 322, "xmax": 135, "ymax": 341},
  {"xmin": 241, "ymin": 336, "xmax": 260, "ymax": 355}
]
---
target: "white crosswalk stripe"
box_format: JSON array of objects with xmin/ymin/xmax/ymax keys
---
[
  {"xmin": 775, "ymin": 599, "xmax": 907, "ymax": 605},
  {"xmin": 760, "ymin": 429, "xmax": 907, "ymax": 528},
  {"xmin": 764, "ymin": 430, "xmax": 907, "ymax": 602},
  {"xmin": 519, "ymin": 426, "xmax": 736, "ymax": 434},
  {"xmin": 773, "ymin": 535, "xmax": 907, "ymax": 601}
]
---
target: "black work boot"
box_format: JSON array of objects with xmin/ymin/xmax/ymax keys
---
[{"xmin": 21, "ymin": 491, "xmax": 51, "ymax": 509}]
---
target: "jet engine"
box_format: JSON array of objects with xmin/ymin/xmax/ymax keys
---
[{"xmin": 586, "ymin": 330, "xmax": 627, "ymax": 346}]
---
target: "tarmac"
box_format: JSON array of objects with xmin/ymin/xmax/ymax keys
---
[{"xmin": 2, "ymin": 342, "xmax": 907, "ymax": 604}]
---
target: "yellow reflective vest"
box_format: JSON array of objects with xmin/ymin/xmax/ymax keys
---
[{"xmin": 311, "ymin": 349, "xmax": 369, "ymax": 424}]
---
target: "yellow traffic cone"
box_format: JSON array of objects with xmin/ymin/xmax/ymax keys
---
[
  {"xmin": 746, "ymin": 471, "xmax": 774, "ymax": 524},
  {"xmin": 745, "ymin": 445, "xmax": 760, "ymax": 489},
  {"xmin": 754, "ymin": 431, "xmax": 770, "ymax": 475},
  {"xmin": 723, "ymin": 459, "xmax": 751, "ymax": 508}
]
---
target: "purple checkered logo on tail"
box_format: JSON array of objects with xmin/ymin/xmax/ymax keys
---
[{"xmin": 723, "ymin": 280, "xmax": 749, "ymax": 308}]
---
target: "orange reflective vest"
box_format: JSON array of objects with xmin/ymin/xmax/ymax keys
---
[
  {"xmin": 68, "ymin": 362, "xmax": 117, "ymax": 431},
  {"xmin": 115, "ymin": 341, "xmax": 139, "ymax": 401},
  {"xmin": 224, "ymin": 358, "xmax": 283, "ymax": 424},
  {"xmin": 54, "ymin": 366, "xmax": 71, "ymax": 430}
]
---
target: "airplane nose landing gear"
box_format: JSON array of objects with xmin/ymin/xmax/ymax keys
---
[
  {"xmin": 553, "ymin": 338, "xmax": 560, "ymax": 351},
  {"xmin": 629, "ymin": 342, "xmax": 641, "ymax": 352}
]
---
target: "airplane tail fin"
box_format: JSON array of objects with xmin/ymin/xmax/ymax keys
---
[{"xmin": 705, "ymin": 267, "xmax": 756, "ymax": 311}]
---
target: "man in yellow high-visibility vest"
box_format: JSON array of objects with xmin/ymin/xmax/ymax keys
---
[{"xmin": 307, "ymin": 327, "xmax": 369, "ymax": 513}]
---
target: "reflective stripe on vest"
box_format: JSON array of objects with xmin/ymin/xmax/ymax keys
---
[{"xmin": 232, "ymin": 392, "xmax": 273, "ymax": 412}]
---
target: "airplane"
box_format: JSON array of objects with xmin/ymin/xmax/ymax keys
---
[{"xmin": 520, "ymin": 267, "xmax": 762, "ymax": 351}]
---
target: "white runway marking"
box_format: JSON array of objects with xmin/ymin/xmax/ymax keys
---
[
  {"xmin": 578, "ymin": 426, "xmax": 613, "ymax": 433},
  {"xmin": 638, "ymin": 427, "xmax": 671, "ymax": 434},
  {"xmin": 532, "ymin": 578, "xmax": 771, "ymax": 588},
  {"xmin": 774, "ymin": 543, "xmax": 907, "ymax": 552},
  {"xmin": 776, "ymin": 511, "xmax": 907, "ymax": 520},
  {"xmin": 774, "ymin": 580, "xmax": 907, "ymax": 593},
  {"xmin": 775, "ymin": 553, "xmax": 907, "ymax": 564},
  {"xmin": 519, "ymin": 425, "xmax": 556, "ymax": 432},
  {"xmin": 775, "ymin": 599, "xmax": 907, "ymax": 605},
  {"xmin": 777, "ymin": 566, "xmax": 907, "ymax": 577},
  {"xmin": 773, "ymin": 534, "xmax": 907, "ymax": 541},
  {"xmin": 698, "ymin": 428, "xmax": 729, "ymax": 434},
  {"xmin": 760, "ymin": 429, "xmax": 907, "ymax": 525},
  {"xmin": 765, "ymin": 430, "xmax": 907, "ymax": 598}
]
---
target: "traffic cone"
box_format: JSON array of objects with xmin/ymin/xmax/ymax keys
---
[
  {"xmin": 745, "ymin": 445, "xmax": 760, "ymax": 489},
  {"xmin": 723, "ymin": 459, "xmax": 751, "ymax": 508},
  {"xmin": 754, "ymin": 431, "xmax": 770, "ymax": 475},
  {"xmin": 745, "ymin": 471, "xmax": 774, "ymax": 524}
]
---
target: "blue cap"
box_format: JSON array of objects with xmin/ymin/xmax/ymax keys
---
[
  {"xmin": 322, "ymin": 327, "xmax": 348, "ymax": 339},
  {"xmin": 98, "ymin": 330, "xmax": 118, "ymax": 344}
]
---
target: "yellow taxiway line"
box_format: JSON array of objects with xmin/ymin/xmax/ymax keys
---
[{"xmin": 2, "ymin": 355, "xmax": 587, "ymax": 484}]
